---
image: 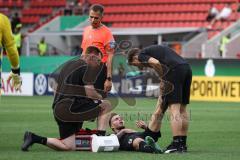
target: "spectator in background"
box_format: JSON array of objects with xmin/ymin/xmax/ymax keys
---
[
  {"xmin": 11, "ymin": 12, "xmax": 21, "ymax": 32},
  {"xmin": 71, "ymin": 45, "xmax": 82, "ymax": 56},
  {"xmin": 238, "ymin": 1, "xmax": 240, "ymax": 13},
  {"xmin": 208, "ymin": 3, "xmax": 232, "ymax": 29},
  {"xmin": 118, "ymin": 63, "xmax": 125, "ymax": 77},
  {"xmin": 82, "ymin": 0, "xmax": 91, "ymax": 14},
  {"xmin": 64, "ymin": 3, "xmax": 73, "ymax": 16},
  {"xmin": 37, "ymin": 37, "xmax": 48, "ymax": 56},
  {"xmin": 74, "ymin": 2, "xmax": 83, "ymax": 15},
  {"xmin": 13, "ymin": 24, "xmax": 23, "ymax": 55},
  {"xmin": 219, "ymin": 34, "xmax": 230, "ymax": 57},
  {"xmin": 206, "ymin": 4, "xmax": 219, "ymax": 22},
  {"xmin": 51, "ymin": 47, "xmax": 59, "ymax": 56},
  {"xmin": 217, "ymin": 3, "xmax": 232, "ymax": 20}
]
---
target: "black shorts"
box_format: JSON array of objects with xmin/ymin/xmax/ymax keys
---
[
  {"xmin": 162, "ymin": 64, "xmax": 192, "ymax": 108},
  {"xmin": 53, "ymin": 97, "xmax": 102, "ymax": 139},
  {"xmin": 119, "ymin": 128, "xmax": 161, "ymax": 151},
  {"xmin": 206, "ymin": 14, "xmax": 216, "ymax": 21}
]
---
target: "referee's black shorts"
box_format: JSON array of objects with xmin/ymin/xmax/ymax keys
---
[
  {"xmin": 162, "ymin": 64, "xmax": 192, "ymax": 108},
  {"xmin": 53, "ymin": 97, "xmax": 102, "ymax": 139}
]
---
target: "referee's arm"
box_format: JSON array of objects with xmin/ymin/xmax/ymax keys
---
[
  {"xmin": 104, "ymin": 44, "xmax": 114, "ymax": 92},
  {"xmin": 106, "ymin": 49, "xmax": 114, "ymax": 77}
]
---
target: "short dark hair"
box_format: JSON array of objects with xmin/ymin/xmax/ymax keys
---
[
  {"xmin": 127, "ymin": 48, "xmax": 141, "ymax": 64},
  {"xmin": 85, "ymin": 46, "xmax": 103, "ymax": 58},
  {"xmin": 109, "ymin": 112, "xmax": 118, "ymax": 127},
  {"xmin": 90, "ymin": 4, "xmax": 104, "ymax": 15}
]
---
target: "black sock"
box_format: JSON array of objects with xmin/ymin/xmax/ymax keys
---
[
  {"xmin": 32, "ymin": 133, "xmax": 47, "ymax": 145},
  {"xmin": 97, "ymin": 130, "xmax": 106, "ymax": 136},
  {"xmin": 173, "ymin": 136, "xmax": 181, "ymax": 146},
  {"xmin": 181, "ymin": 136, "xmax": 187, "ymax": 146},
  {"xmin": 173, "ymin": 136, "xmax": 181, "ymax": 141},
  {"xmin": 138, "ymin": 141, "xmax": 155, "ymax": 153}
]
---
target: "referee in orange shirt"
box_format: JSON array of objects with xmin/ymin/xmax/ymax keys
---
[{"xmin": 81, "ymin": 4, "xmax": 115, "ymax": 93}]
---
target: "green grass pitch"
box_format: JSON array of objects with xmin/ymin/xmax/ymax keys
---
[{"xmin": 0, "ymin": 96, "xmax": 240, "ymax": 160}]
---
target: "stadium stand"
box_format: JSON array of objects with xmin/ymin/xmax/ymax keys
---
[
  {"xmin": 30, "ymin": 0, "xmax": 66, "ymax": 8},
  {"xmin": 0, "ymin": 0, "xmax": 239, "ymax": 35},
  {"xmin": 0, "ymin": 0, "xmax": 23, "ymax": 8},
  {"xmin": 0, "ymin": 0, "xmax": 66, "ymax": 32},
  {"xmin": 97, "ymin": 0, "xmax": 238, "ymax": 30},
  {"xmin": 0, "ymin": 0, "xmax": 238, "ymax": 35},
  {"xmin": 26, "ymin": 0, "xmax": 66, "ymax": 26},
  {"xmin": 84, "ymin": 0, "xmax": 237, "ymax": 38}
]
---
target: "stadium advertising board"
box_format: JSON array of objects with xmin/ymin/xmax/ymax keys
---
[
  {"xmin": 1, "ymin": 72, "xmax": 34, "ymax": 96},
  {"xmin": 110, "ymin": 76, "xmax": 160, "ymax": 97},
  {"xmin": 34, "ymin": 74, "xmax": 53, "ymax": 96},
  {"xmin": 191, "ymin": 76, "xmax": 240, "ymax": 102},
  {"xmin": 188, "ymin": 59, "xmax": 240, "ymax": 102},
  {"xmin": 32, "ymin": 74, "xmax": 160, "ymax": 97},
  {"xmin": 2, "ymin": 57, "xmax": 239, "ymax": 102},
  {"xmin": 2, "ymin": 73, "xmax": 240, "ymax": 102}
]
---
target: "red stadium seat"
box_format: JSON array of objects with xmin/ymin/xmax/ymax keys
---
[
  {"xmin": 9, "ymin": 0, "xmax": 236, "ymax": 34},
  {"xmin": 21, "ymin": 16, "xmax": 40, "ymax": 24},
  {"xmin": 30, "ymin": 0, "xmax": 66, "ymax": 8},
  {"xmin": 22, "ymin": 8, "xmax": 53, "ymax": 16},
  {"xmin": 0, "ymin": 0, "xmax": 23, "ymax": 8},
  {"xmin": 106, "ymin": 0, "xmax": 237, "ymax": 32}
]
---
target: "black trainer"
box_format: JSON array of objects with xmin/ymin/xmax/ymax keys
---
[
  {"xmin": 164, "ymin": 142, "xmax": 188, "ymax": 153},
  {"xmin": 164, "ymin": 141, "xmax": 178, "ymax": 153},
  {"xmin": 21, "ymin": 131, "xmax": 34, "ymax": 151},
  {"xmin": 182, "ymin": 145, "xmax": 188, "ymax": 153},
  {"xmin": 165, "ymin": 140, "xmax": 189, "ymax": 154}
]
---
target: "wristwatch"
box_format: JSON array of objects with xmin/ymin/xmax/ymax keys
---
[{"xmin": 106, "ymin": 77, "xmax": 112, "ymax": 81}]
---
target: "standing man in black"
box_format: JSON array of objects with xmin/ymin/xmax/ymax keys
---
[
  {"xmin": 127, "ymin": 45, "xmax": 192, "ymax": 153},
  {"xmin": 21, "ymin": 46, "xmax": 112, "ymax": 151}
]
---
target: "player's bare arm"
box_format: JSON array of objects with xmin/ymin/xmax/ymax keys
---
[{"xmin": 147, "ymin": 57, "xmax": 163, "ymax": 77}]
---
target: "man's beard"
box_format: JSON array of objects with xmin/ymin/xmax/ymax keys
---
[{"xmin": 117, "ymin": 126, "xmax": 125, "ymax": 130}]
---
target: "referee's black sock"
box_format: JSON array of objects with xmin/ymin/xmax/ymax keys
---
[
  {"xmin": 181, "ymin": 136, "xmax": 187, "ymax": 146},
  {"xmin": 32, "ymin": 133, "xmax": 47, "ymax": 145},
  {"xmin": 173, "ymin": 136, "xmax": 181, "ymax": 146},
  {"xmin": 173, "ymin": 136, "xmax": 181, "ymax": 142},
  {"xmin": 139, "ymin": 141, "xmax": 155, "ymax": 153}
]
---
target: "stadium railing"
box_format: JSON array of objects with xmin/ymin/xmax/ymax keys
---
[{"xmin": 202, "ymin": 19, "xmax": 240, "ymax": 58}]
